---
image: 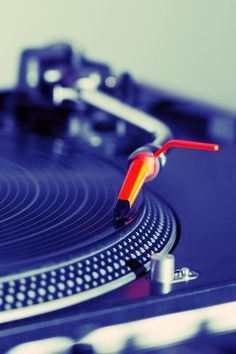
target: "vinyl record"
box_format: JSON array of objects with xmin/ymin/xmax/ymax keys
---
[{"xmin": 0, "ymin": 134, "xmax": 177, "ymax": 323}]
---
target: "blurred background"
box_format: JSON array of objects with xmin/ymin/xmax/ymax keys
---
[{"xmin": 0, "ymin": 0, "xmax": 235, "ymax": 110}]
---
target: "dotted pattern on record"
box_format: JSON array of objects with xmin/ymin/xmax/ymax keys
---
[
  {"xmin": 0, "ymin": 196, "xmax": 175, "ymax": 311},
  {"xmin": 0, "ymin": 136, "xmax": 176, "ymax": 313}
]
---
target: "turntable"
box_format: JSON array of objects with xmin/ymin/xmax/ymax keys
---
[
  {"xmin": 0, "ymin": 133, "xmax": 177, "ymax": 320},
  {"xmin": 0, "ymin": 43, "xmax": 236, "ymax": 353}
]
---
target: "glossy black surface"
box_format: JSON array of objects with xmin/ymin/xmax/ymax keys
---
[
  {"xmin": 0, "ymin": 134, "xmax": 145, "ymax": 276},
  {"xmin": 0, "ymin": 133, "xmax": 176, "ymax": 321},
  {"xmin": 156, "ymin": 146, "xmax": 236, "ymax": 286}
]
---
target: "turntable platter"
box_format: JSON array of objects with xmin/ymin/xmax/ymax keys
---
[{"xmin": 0, "ymin": 135, "xmax": 177, "ymax": 322}]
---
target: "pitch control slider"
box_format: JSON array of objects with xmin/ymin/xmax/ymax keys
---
[{"xmin": 114, "ymin": 139, "xmax": 219, "ymax": 221}]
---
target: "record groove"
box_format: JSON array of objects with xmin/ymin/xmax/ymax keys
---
[{"xmin": 0, "ymin": 136, "xmax": 177, "ymax": 322}]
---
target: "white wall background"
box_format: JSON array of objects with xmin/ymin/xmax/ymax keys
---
[{"xmin": 0, "ymin": 0, "xmax": 236, "ymax": 110}]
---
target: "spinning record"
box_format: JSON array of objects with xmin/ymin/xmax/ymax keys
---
[{"xmin": 0, "ymin": 134, "xmax": 177, "ymax": 323}]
